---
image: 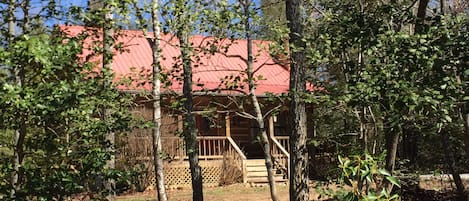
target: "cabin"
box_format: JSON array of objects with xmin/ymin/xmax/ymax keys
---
[{"xmin": 62, "ymin": 26, "xmax": 296, "ymax": 189}]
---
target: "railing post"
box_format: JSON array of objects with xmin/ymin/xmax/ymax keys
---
[
  {"xmin": 242, "ymin": 159, "xmax": 247, "ymax": 183},
  {"xmin": 177, "ymin": 115, "xmax": 183, "ymax": 134},
  {"xmin": 268, "ymin": 116, "xmax": 275, "ymax": 157},
  {"xmin": 268, "ymin": 116, "xmax": 275, "ymax": 138},
  {"xmin": 225, "ymin": 113, "xmax": 231, "ymax": 138}
]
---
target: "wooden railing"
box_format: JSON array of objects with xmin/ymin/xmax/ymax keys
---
[
  {"xmin": 161, "ymin": 136, "xmax": 246, "ymax": 160},
  {"xmin": 271, "ymin": 136, "xmax": 290, "ymax": 178},
  {"xmin": 226, "ymin": 137, "xmax": 247, "ymax": 183},
  {"xmin": 161, "ymin": 137, "xmax": 185, "ymax": 160},
  {"xmin": 162, "ymin": 136, "xmax": 247, "ymax": 182},
  {"xmin": 275, "ymin": 136, "xmax": 290, "ymax": 153}
]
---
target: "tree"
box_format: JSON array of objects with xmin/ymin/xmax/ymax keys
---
[
  {"xmin": 241, "ymin": 0, "xmax": 279, "ymax": 199},
  {"xmin": 102, "ymin": 0, "xmax": 117, "ymax": 199},
  {"xmin": 312, "ymin": 1, "xmax": 469, "ymax": 195},
  {"xmin": 423, "ymin": 3, "xmax": 468, "ymax": 197},
  {"xmin": 0, "ymin": 1, "xmax": 134, "ymax": 199},
  {"xmin": 311, "ymin": 1, "xmax": 406, "ymax": 178},
  {"xmin": 0, "ymin": 29, "xmax": 134, "ymax": 200},
  {"xmin": 286, "ymin": 0, "xmax": 310, "ymax": 200},
  {"xmin": 149, "ymin": 0, "xmax": 168, "ymax": 200},
  {"xmin": 6, "ymin": 0, "xmax": 23, "ymax": 199},
  {"xmin": 162, "ymin": 0, "xmax": 204, "ymax": 199}
]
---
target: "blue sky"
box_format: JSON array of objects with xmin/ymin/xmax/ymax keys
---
[{"xmin": 1, "ymin": 0, "xmax": 265, "ymax": 34}]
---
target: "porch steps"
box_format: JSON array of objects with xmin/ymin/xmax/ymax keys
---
[{"xmin": 246, "ymin": 159, "xmax": 287, "ymax": 184}]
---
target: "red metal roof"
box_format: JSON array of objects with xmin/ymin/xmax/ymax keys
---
[{"xmin": 61, "ymin": 26, "xmax": 291, "ymax": 96}]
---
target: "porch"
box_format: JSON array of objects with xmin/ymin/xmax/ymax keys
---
[{"xmin": 117, "ymin": 113, "xmax": 290, "ymax": 189}]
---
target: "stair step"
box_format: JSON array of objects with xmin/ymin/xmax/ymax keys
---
[
  {"xmin": 246, "ymin": 166, "xmax": 267, "ymax": 171},
  {"xmin": 245, "ymin": 159, "xmax": 287, "ymax": 184},
  {"xmin": 247, "ymin": 171, "xmax": 269, "ymax": 177},
  {"xmin": 246, "ymin": 159, "xmax": 266, "ymax": 165}
]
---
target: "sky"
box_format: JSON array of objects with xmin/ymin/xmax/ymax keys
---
[{"xmin": 1, "ymin": 0, "xmax": 266, "ymax": 36}]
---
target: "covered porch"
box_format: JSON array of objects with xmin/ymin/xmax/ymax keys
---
[{"xmin": 117, "ymin": 110, "xmax": 290, "ymax": 188}]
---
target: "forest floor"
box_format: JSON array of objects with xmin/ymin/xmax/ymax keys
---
[{"xmin": 117, "ymin": 175, "xmax": 469, "ymax": 201}]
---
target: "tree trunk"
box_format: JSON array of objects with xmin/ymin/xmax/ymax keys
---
[
  {"xmin": 7, "ymin": 0, "xmax": 15, "ymax": 44},
  {"xmin": 383, "ymin": 116, "xmax": 400, "ymax": 192},
  {"xmin": 257, "ymin": 125, "xmax": 280, "ymax": 201},
  {"xmin": 464, "ymin": 109, "xmax": 469, "ymax": 160},
  {"xmin": 150, "ymin": 0, "xmax": 168, "ymax": 200},
  {"xmin": 384, "ymin": 126, "xmax": 399, "ymax": 173},
  {"xmin": 440, "ymin": 129, "xmax": 466, "ymax": 200},
  {"xmin": 415, "ymin": 0, "xmax": 429, "ymax": 33},
  {"xmin": 179, "ymin": 31, "xmax": 204, "ymax": 201},
  {"xmin": 286, "ymin": 0, "xmax": 309, "ymax": 200},
  {"xmin": 103, "ymin": 1, "xmax": 115, "ymax": 199},
  {"xmin": 355, "ymin": 107, "xmax": 368, "ymax": 153},
  {"xmin": 8, "ymin": 0, "xmax": 25, "ymax": 199},
  {"xmin": 11, "ymin": 124, "xmax": 26, "ymax": 199},
  {"xmin": 402, "ymin": 126, "xmax": 418, "ymax": 165},
  {"xmin": 243, "ymin": 1, "xmax": 279, "ymax": 200}
]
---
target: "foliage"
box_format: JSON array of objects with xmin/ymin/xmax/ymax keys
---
[
  {"xmin": 0, "ymin": 29, "xmax": 133, "ymax": 199},
  {"xmin": 319, "ymin": 154, "xmax": 400, "ymax": 201},
  {"xmin": 306, "ymin": 0, "xmax": 469, "ymax": 176}
]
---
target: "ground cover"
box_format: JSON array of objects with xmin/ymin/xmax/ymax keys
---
[{"xmin": 116, "ymin": 181, "xmax": 468, "ymax": 201}]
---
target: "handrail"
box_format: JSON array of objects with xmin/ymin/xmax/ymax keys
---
[
  {"xmin": 159, "ymin": 136, "xmax": 247, "ymax": 161},
  {"xmin": 270, "ymin": 135, "xmax": 289, "ymax": 179},
  {"xmin": 160, "ymin": 136, "xmax": 228, "ymax": 140},
  {"xmin": 226, "ymin": 136, "xmax": 247, "ymax": 183},
  {"xmin": 226, "ymin": 137, "xmax": 247, "ymax": 160},
  {"xmin": 271, "ymin": 136, "xmax": 289, "ymax": 158},
  {"xmin": 275, "ymin": 136, "xmax": 290, "ymax": 152}
]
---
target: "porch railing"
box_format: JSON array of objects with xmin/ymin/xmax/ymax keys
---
[
  {"xmin": 161, "ymin": 136, "xmax": 247, "ymax": 182},
  {"xmin": 162, "ymin": 136, "xmax": 245, "ymax": 160},
  {"xmin": 226, "ymin": 137, "xmax": 247, "ymax": 183},
  {"xmin": 271, "ymin": 136, "xmax": 290, "ymax": 178},
  {"xmin": 275, "ymin": 136, "xmax": 290, "ymax": 153}
]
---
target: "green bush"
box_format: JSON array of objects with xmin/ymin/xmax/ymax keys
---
[{"xmin": 318, "ymin": 154, "xmax": 400, "ymax": 201}]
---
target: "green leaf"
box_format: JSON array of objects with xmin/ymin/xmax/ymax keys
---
[
  {"xmin": 443, "ymin": 115, "xmax": 452, "ymax": 123},
  {"xmin": 366, "ymin": 194, "xmax": 378, "ymax": 201},
  {"xmin": 386, "ymin": 176, "xmax": 401, "ymax": 188},
  {"xmin": 378, "ymin": 169, "xmax": 391, "ymax": 176},
  {"xmin": 389, "ymin": 194, "xmax": 400, "ymax": 200}
]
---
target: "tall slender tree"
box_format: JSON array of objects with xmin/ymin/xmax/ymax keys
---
[
  {"xmin": 169, "ymin": 0, "xmax": 204, "ymax": 199},
  {"xmin": 8, "ymin": 0, "xmax": 25, "ymax": 199},
  {"xmin": 286, "ymin": 0, "xmax": 309, "ymax": 200},
  {"xmin": 241, "ymin": 0, "xmax": 279, "ymax": 200},
  {"xmin": 432, "ymin": 1, "xmax": 466, "ymax": 197},
  {"xmin": 102, "ymin": 0, "xmax": 116, "ymax": 199},
  {"xmin": 149, "ymin": 0, "xmax": 168, "ymax": 200},
  {"xmin": 179, "ymin": 24, "xmax": 204, "ymax": 201}
]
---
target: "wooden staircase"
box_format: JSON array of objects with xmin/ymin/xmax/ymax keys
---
[{"xmin": 246, "ymin": 159, "xmax": 287, "ymax": 184}]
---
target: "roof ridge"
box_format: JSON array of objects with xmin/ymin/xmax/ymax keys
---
[{"xmin": 59, "ymin": 25, "xmax": 273, "ymax": 44}]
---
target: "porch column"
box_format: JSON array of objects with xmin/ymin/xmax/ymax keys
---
[
  {"xmin": 268, "ymin": 116, "xmax": 275, "ymax": 138},
  {"xmin": 225, "ymin": 113, "xmax": 231, "ymax": 138},
  {"xmin": 177, "ymin": 114, "xmax": 183, "ymax": 134}
]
